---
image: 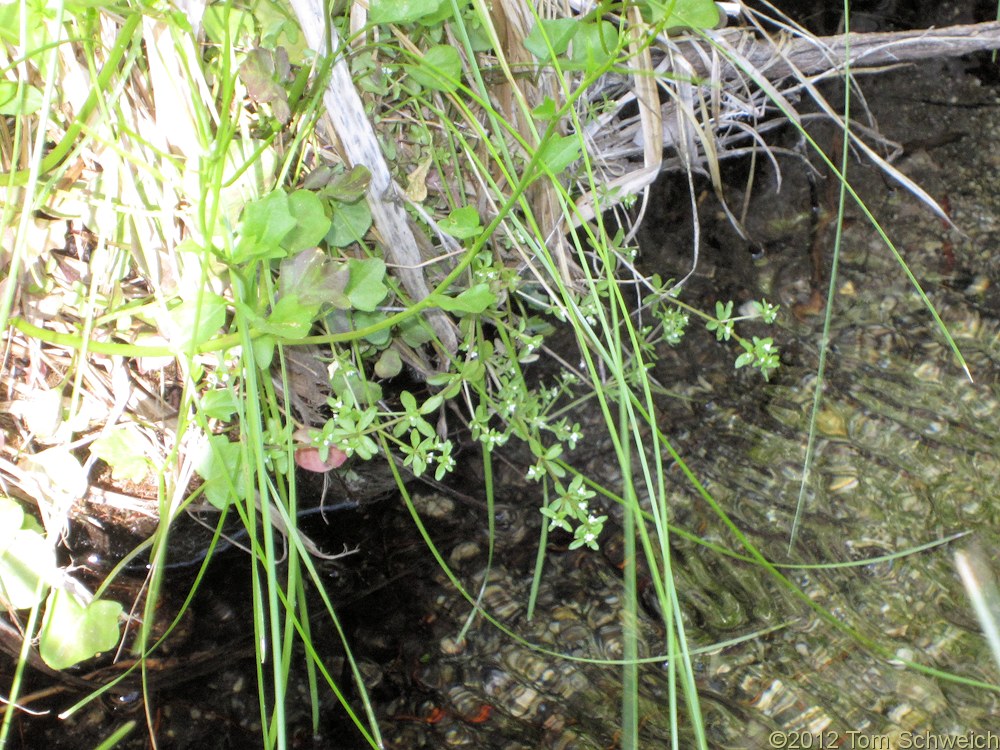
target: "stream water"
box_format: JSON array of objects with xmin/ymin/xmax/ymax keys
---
[{"xmin": 367, "ymin": 56, "xmax": 1000, "ymax": 749}]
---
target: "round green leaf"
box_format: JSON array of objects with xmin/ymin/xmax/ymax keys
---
[
  {"xmin": 281, "ymin": 190, "xmax": 332, "ymax": 253},
  {"xmin": 89, "ymin": 426, "xmax": 152, "ymax": 483},
  {"xmin": 0, "ymin": 82, "xmax": 42, "ymax": 115},
  {"xmin": 369, "ymin": 0, "xmax": 448, "ymax": 25},
  {"xmin": 23, "ymin": 448, "xmax": 88, "ymax": 510},
  {"xmin": 326, "ymin": 200, "xmax": 373, "ymax": 248},
  {"xmin": 408, "ymin": 45, "xmax": 462, "ymax": 93},
  {"xmin": 640, "ymin": 0, "xmax": 720, "ymax": 29},
  {"xmin": 234, "ymin": 189, "xmax": 296, "ymax": 262},
  {"xmin": 374, "ymin": 348, "xmax": 403, "ymax": 378},
  {"xmin": 200, "ymin": 389, "xmax": 239, "ymax": 421},
  {"xmin": 39, "ymin": 590, "xmax": 123, "ymax": 670},
  {"xmin": 524, "ymin": 18, "xmax": 577, "ymax": 61},
  {"xmin": 439, "ymin": 206, "xmax": 481, "ymax": 239},
  {"xmin": 195, "ymin": 434, "xmax": 248, "ymax": 509},
  {"xmin": 346, "ymin": 309, "xmax": 392, "ymax": 345},
  {"xmin": 430, "ymin": 283, "xmax": 496, "ymax": 314},
  {"xmin": 570, "ymin": 21, "xmax": 620, "ymax": 68},
  {"xmin": 252, "ymin": 334, "xmax": 276, "ymax": 369},
  {"xmin": 345, "ymin": 258, "xmax": 388, "ymax": 312},
  {"xmin": 0, "ymin": 529, "xmax": 55, "ymax": 609},
  {"xmin": 164, "ymin": 293, "xmax": 228, "ymax": 352},
  {"xmin": 537, "ymin": 134, "xmax": 581, "ymax": 175}
]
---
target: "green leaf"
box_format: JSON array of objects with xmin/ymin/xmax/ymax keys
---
[
  {"xmin": 642, "ymin": 0, "xmax": 720, "ymax": 30},
  {"xmin": 280, "ymin": 249, "xmax": 351, "ymax": 308},
  {"xmin": 23, "ymin": 448, "xmax": 87, "ymax": 510},
  {"xmin": 90, "ymin": 426, "xmax": 151, "ymax": 483},
  {"xmin": 374, "ymin": 348, "xmax": 403, "ymax": 378},
  {"xmin": 400, "ymin": 390, "xmax": 418, "ymax": 414},
  {"xmin": 264, "ymin": 294, "xmax": 320, "ymax": 338},
  {"xmin": 464, "ymin": 17, "xmax": 493, "ymax": 52},
  {"xmin": 326, "ymin": 199, "xmax": 373, "ymax": 248},
  {"xmin": 39, "ymin": 590, "xmax": 123, "ymax": 670},
  {"xmin": 399, "ymin": 316, "xmax": 434, "ymax": 347},
  {"xmin": 569, "ymin": 21, "xmax": 619, "ymax": 68},
  {"xmin": 0, "ymin": 82, "xmax": 43, "ymax": 115},
  {"xmin": 234, "ymin": 190, "xmax": 297, "ymax": 262},
  {"xmin": 438, "ymin": 206, "xmax": 481, "ymax": 239},
  {"xmin": 252, "ymin": 334, "xmax": 275, "ymax": 369},
  {"xmin": 195, "ymin": 435, "xmax": 246, "ymax": 509},
  {"xmin": 239, "ymin": 47, "xmax": 291, "ymax": 124},
  {"xmin": 345, "ymin": 258, "xmax": 388, "ymax": 311},
  {"xmin": 531, "ymin": 97, "xmax": 560, "ymax": 121},
  {"xmin": 407, "ymin": 45, "xmax": 462, "ymax": 93},
  {"xmin": 164, "ymin": 293, "xmax": 228, "ymax": 352},
  {"xmin": 430, "ymin": 283, "xmax": 496, "ymax": 314},
  {"xmin": 524, "ymin": 18, "xmax": 577, "ymax": 61},
  {"xmin": 203, "ymin": 6, "xmax": 254, "ymax": 46},
  {"xmin": 333, "ymin": 309, "xmax": 391, "ymax": 345},
  {"xmin": 369, "ymin": 0, "xmax": 447, "ymax": 25},
  {"xmin": 0, "ymin": 5, "xmax": 19, "ymax": 44},
  {"xmin": 460, "ymin": 358, "xmax": 485, "ymax": 383},
  {"xmin": 0, "ymin": 3, "xmax": 50, "ymax": 61},
  {"xmin": 255, "ymin": 0, "xmax": 309, "ymax": 61},
  {"xmin": 536, "ymin": 134, "xmax": 581, "ymax": 175},
  {"xmin": 0, "ymin": 524, "xmax": 55, "ymax": 610},
  {"xmin": 331, "ymin": 370, "xmax": 383, "ymax": 407},
  {"xmin": 420, "ymin": 393, "xmax": 443, "ymax": 414},
  {"xmin": 321, "ymin": 166, "xmax": 371, "ymax": 203},
  {"xmin": 200, "ymin": 389, "xmax": 239, "ymax": 421},
  {"xmin": 282, "ymin": 190, "xmax": 331, "ymax": 253},
  {"xmin": 232, "ymin": 294, "xmax": 316, "ymax": 339}
]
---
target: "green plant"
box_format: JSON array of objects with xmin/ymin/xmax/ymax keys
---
[
  {"xmin": 0, "ymin": 496, "xmax": 122, "ymax": 670},
  {"xmin": 2, "ymin": 0, "xmax": 989, "ymax": 749}
]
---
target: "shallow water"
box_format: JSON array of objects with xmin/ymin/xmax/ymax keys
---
[{"xmin": 370, "ymin": 59, "xmax": 1000, "ymax": 749}]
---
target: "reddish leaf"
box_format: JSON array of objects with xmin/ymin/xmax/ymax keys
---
[{"xmin": 294, "ymin": 445, "xmax": 348, "ymax": 472}]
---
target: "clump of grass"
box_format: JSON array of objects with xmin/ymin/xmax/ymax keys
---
[{"xmin": 1, "ymin": 1, "xmax": 994, "ymax": 749}]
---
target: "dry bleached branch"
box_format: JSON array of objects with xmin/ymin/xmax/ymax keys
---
[
  {"xmin": 657, "ymin": 19, "xmax": 1000, "ymax": 156},
  {"xmin": 574, "ymin": 19, "xmax": 1000, "ymax": 227},
  {"xmin": 286, "ymin": 3, "xmax": 1000, "ymax": 281},
  {"xmin": 727, "ymin": 20, "xmax": 1000, "ymax": 80},
  {"xmin": 288, "ymin": 0, "xmax": 457, "ymax": 355}
]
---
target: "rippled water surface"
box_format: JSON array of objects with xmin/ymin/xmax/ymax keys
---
[{"xmin": 369, "ymin": 59, "xmax": 1000, "ymax": 749}]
